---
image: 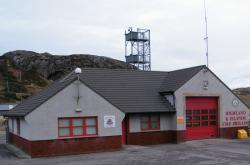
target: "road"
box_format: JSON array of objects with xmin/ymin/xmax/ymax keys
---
[{"xmin": 0, "ymin": 138, "xmax": 250, "ymax": 165}]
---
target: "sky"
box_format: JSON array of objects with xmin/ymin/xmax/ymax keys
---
[{"xmin": 0, "ymin": 0, "xmax": 250, "ymax": 89}]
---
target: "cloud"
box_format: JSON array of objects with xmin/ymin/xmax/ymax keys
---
[{"xmin": 0, "ymin": 0, "xmax": 250, "ymax": 88}]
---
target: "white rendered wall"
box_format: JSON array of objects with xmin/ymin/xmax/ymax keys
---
[
  {"xmin": 25, "ymin": 80, "xmax": 125, "ymax": 141},
  {"xmin": 8, "ymin": 118, "xmax": 30, "ymax": 139},
  {"xmin": 12, "ymin": 118, "xmax": 16, "ymax": 134},
  {"xmin": 165, "ymin": 95, "xmax": 174, "ymax": 106},
  {"xmin": 174, "ymin": 69, "xmax": 249, "ymax": 131},
  {"xmin": 20, "ymin": 119, "xmax": 30, "ymax": 139},
  {"xmin": 8, "ymin": 118, "xmax": 13, "ymax": 133}
]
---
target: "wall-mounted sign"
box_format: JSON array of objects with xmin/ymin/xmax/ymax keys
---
[
  {"xmin": 177, "ymin": 116, "xmax": 184, "ymax": 124},
  {"xmin": 222, "ymin": 111, "xmax": 248, "ymax": 127},
  {"xmin": 232, "ymin": 99, "xmax": 239, "ymax": 107},
  {"xmin": 104, "ymin": 115, "xmax": 116, "ymax": 128}
]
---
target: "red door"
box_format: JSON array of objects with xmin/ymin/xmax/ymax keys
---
[
  {"xmin": 185, "ymin": 97, "xmax": 218, "ymax": 140},
  {"xmin": 122, "ymin": 119, "xmax": 127, "ymax": 144}
]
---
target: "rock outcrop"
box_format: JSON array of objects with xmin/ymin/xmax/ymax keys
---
[
  {"xmin": 3, "ymin": 50, "xmax": 136, "ymax": 80},
  {"xmin": 0, "ymin": 50, "xmax": 136, "ymax": 102}
]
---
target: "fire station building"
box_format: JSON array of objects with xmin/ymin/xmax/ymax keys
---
[{"xmin": 4, "ymin": 65, "xmax": 249, "ymax": 157}]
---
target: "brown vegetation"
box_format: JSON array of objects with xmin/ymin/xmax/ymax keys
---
[{"xmin": 233, "ymin": 88, "xmax": 250, "ymax": 107}]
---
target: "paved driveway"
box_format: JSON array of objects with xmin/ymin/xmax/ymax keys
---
[{"xmin": 0, "ymin": 138, "xmax": 250, "ymax": 165}]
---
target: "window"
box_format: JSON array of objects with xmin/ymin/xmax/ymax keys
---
[
  {"xmin": 140, "ymin": 114, "xmax": 160, "ymax": 130},
  {"xmin": 186, "ymin": 109, "xmax": 217, "ymax": 127},
  {"xmin": 58, "ymin": 117, "xmax": 97, "ymax": 137}
]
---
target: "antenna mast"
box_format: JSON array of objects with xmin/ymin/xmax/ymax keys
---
[{"xmin": 204, "ymin": 0, "xmax": 209, "ymax": 67}]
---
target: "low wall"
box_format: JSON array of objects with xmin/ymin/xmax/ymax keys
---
[
  {"xmin": 219, "ymin": 127, "xmax": 248, "ymax": 139},
  {"xmin": 127, "ymin": 131, "xmax": 176, "ymax": 145},
  {"xmin": 9, "ymin": 133, "xmax": 122, "ymax": 157}
]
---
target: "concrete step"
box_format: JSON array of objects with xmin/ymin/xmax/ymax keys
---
[
  {"xmin": 3, "ymin": 143, "xmax": 30, "ymax": 159},
  {"xmin": 0, "ymin": 135, "xmax": 6, "ymax": 144}
]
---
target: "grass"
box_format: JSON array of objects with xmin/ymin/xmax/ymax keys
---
[{"xmin": 0, "ymin": 58, "xmax": 49, "ymax": 103}]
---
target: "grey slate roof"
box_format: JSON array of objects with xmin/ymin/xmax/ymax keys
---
[
  {"xmin": 159, "ymin": 65, "xmax": 205, "ymax": 92},
  {"xmin": 79, "ymin": 69, "xmax": 173, "ymax": 114},
  {"xmin": 4, "ymin": 65, "xmax": 205, "ymax": 117}
]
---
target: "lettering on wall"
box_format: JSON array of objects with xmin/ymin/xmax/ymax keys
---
[{"xmin": 222, "ymin": 111, "xmax": 248, "ymax": 127}]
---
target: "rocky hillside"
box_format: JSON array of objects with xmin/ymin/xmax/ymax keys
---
[
  {"xmin": 233, "ymin": 88, "xmax": 250, "ymax": 107},
  {"xmin": 0, "ymin": 50, "xmax": 136, "ymax": 103},
  {"xmin": 1, "ymin": 50, "xmax": 249, "ymax": 106},
  {"xmin": 3, "ymin": 50, "xmax": 136, "ymax": 80}
]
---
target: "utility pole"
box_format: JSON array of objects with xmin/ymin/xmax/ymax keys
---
[{"xmin": 204, "ymin": 0, "xmax": 209, "ymax": 67}]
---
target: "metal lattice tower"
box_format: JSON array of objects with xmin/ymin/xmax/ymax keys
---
[{"xmin": 125, "ymin": 27, "xmax": 151, "ymax": 71}]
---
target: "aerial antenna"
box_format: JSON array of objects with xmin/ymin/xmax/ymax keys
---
[{"xmin": 204, "ymin": 0, "xmax": 209, "ymax": 67}]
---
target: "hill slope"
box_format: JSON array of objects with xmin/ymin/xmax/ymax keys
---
[
  {"xmin": 0, "ymin": 50, "xmax": 136, "ymax": 103},
  {"xmin": 1, "ymin": 50, "xmax": 250, "ymax": 106},
  {"xmin": 233, "ymin": 87, "xmax": 250, "ymax": 107}
]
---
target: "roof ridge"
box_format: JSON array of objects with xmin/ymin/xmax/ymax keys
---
[
  {"xmin": 159, "ymin": 65, "xmax": 205, "ymax": 92},
  {"xmin": 80, "ymin": 68, "xmax": 169, "ymax": 73},
  {"xmin": 168, "ymin": 65, "xmax": 206, "ymax": 73},
  {"xmin": 80, "ymin": 65, "xmax": 205, "ymax": 73}
]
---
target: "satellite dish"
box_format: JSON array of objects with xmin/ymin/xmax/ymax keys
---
[{"xmin": 75, "ymin": 67, "xmax": 82, "ymax": 74}]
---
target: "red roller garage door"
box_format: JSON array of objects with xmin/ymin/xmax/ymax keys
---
[{"xmin": 185, "ymin": 97, "xmax": 218, "ymax": 140}]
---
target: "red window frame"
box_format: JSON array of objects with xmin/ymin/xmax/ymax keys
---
[
  {"xmin": 58, "ymin": 117, "xmax": 98, "ymax": 138},
  {"xmin": 140, "ymin": 114, "xmax": 160, "ymax": 131}
]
